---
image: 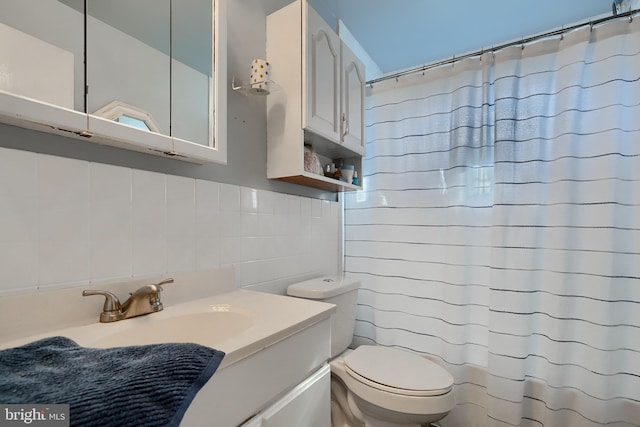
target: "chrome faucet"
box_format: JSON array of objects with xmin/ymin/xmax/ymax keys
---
[{"xmin": 83, "ymin": 278, "xmax": 174, "ymax": 323}]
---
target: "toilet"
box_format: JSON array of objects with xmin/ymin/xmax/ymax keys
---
[{"xmin": 287, "ymin": 277, "xmax": 455, "ymax": 427}]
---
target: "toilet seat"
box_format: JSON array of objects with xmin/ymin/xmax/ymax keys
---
[{"xmin": 343, "ymin": 346, "xmax": 453, "ymax": 397}]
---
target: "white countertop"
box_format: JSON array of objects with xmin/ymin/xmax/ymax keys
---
[{"xmin": 0, "ymin": 289, "xmax": 336, "ymax": 369}]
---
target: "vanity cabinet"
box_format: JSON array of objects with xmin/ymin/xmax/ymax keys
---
[
  {"xmin": 266, "ymin": 0, "xmax": 365, "ymax": 192},
  {"xmin": 241, "ymin": 365, "xmax": 330, "ymax": 427}
]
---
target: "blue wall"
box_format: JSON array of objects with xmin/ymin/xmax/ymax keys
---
[{"xmin": 310, "ymin": 0, "xmax": 613, "ymax": 73}]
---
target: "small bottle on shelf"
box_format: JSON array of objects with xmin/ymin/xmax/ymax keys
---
[{"xmin": 333, "ymin": 163, "xmax": 342, "ymax": 180}]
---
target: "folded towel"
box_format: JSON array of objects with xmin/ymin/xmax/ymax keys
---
[{"xmin": 0, "ymin": 336, "xmax": 225, "ymax": 427}]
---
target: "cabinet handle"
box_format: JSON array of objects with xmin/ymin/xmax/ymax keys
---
[{"xmin": 342, "ymin": 113, "xmax": 349, "ymax": 139}]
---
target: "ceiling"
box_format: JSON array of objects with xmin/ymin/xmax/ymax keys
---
[{"xmin": 309, "ymin": 0, "xmax": 614, "ymax": 76}]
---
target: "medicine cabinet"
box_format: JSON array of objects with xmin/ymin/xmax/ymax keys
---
[
  {"xmin": 0, "ymin": 0, "xmax": 227, "ymax": 164},
  {"xmin": 266, "ymin": 0, "xmax": 365, "ymax": 192}
]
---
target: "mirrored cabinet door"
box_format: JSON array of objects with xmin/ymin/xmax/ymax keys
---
[
  {"xmin": 86, "ymin": 0, "xmax": 171, "ymax": 137},
  {"xmin": 171, "ymin": 0, "xmax": 214, "ymax": 147},
  {"xmin": 0, "ymin": 0, "xmax": 85, "ymax": 120},
  {"xmin": 0, "ymin": 0, "xmax": 226, "ymax": 164}
]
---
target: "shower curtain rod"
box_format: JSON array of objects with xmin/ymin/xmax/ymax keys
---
[{"xmin": 366, "ymin": 9, "xmax": 638, "ymax": 86}]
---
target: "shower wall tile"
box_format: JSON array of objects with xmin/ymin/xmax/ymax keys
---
[{"xmin": 0, "ymin": 148, "xmax": 341, "ymax": 295}]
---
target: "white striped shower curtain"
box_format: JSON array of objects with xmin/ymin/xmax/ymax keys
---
[{"xmin": 344, "ymin": 14, "xmax": 640, "ymax": 427}]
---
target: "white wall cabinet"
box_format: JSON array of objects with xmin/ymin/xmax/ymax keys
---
[
  {"xmin": 304, "ymin": 6, "xmax": 340, "ymax": 143},
  {"xmin": 266, "ymin": 0, "xmax": 365, "ymax": 192},
  {"xmin": 340, "ymin": 40, "xmax": 366, "ymax": 155}
]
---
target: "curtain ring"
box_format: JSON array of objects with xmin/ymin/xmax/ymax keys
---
[{"xmin": 589, "ymin": 21, "xmax": 594, "ymax": 31}]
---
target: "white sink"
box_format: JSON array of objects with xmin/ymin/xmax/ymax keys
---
[
  {"xmin": 94, "ymin": 308, "xmax": 255, "ymax": 348},
  {"xmin": 1, "ymin": 289, "xmax": 333, "ymax": 368}
]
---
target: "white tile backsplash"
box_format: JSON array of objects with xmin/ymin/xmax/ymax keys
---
[
  {"xmin": 132, "ymin": 169, "xmax": 167, "ymax": 276},
  {"xmin": 240, "ymin": 187, "xmax": 259, "ymax": 213},
  {"xmin": 219, "ymin": 183, "xmax": 241, "ymax": 212},
  {"xmin": 0, "ymin": 148, "xmax": 341, "ymax": 295},
  {"xmin": 38, "ymin": 154, "xmax": 90, "ymax": 285},
  {"xmin": 0, "ymin": 241, "xmax": 37, "ymax": 292},
  {"xmin": 257, "ymin": 189, "xmax": 275, "ymax": 214},
  {"xmin": 0, "ymin": 148, "xmax": 38, "ymax": 292},
  {"xmin": 195, "ymin": 180, "xmax": 220, "ymax": 270},
  {"xmin": 0, "ymin": 148, "xmax": 38, "ymax": 242},
  {"xmin": 166, "ymin": 175, "xmax": 196, "ymax": 273},
  {"xmin": 89, "ymin": 162, "xmax": 132, "ymax": 280}
]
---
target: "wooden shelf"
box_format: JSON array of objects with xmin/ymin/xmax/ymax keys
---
[{"xmin": 277, "ymin": 172, "xmax": 361, "ymax": 192}]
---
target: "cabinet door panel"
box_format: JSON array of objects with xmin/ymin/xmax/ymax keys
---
[
  {"xmin": 261, "ymin": 365, "xmax": 330, "ymax": 427},
  {"xmin": 86, "ymin": 0, "xmax": 171, "ymax": 135},
  {"xmin": 1, "ymin": 0, "xmax": 83, "ymax": 112},
  {"xmin": 341, "ymin": 42, "xmax": 365, "ymax": 155},
  {"xmin": 305, "ymin": 5, "xmax": 340, "ymax": 142},
  {"xmin": 171, "ymin": 0, "xmax": 214, "ymax": 147}
]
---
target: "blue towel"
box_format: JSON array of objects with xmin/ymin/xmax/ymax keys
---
[{"xmin": 0, "ymin": 336, "xmax": 225, "ymax": 427}]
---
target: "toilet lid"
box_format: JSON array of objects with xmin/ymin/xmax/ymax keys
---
[{"xmin": 343, "ymin": 346, "xmax": 453, "ymax": 397}]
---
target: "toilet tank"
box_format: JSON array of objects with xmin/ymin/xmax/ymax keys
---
[{"xmin": 287, "ymin": 277, "xmax": 360, "ymax": 358}]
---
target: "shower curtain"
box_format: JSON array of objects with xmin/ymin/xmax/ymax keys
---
[{"xmin": 344, "ymin": 14, "xmax": 640, "ymax": 427}]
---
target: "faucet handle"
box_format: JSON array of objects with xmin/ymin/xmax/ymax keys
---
[
  {"xmin": 82, "ymin": 290, "xmax": 124, "ymax": 322},
  {"xmin": 139, "ymin": 279, "xmax": 172, "ymax": 311},
  {"xmin": 154, "ymin": 277, "xmax": 174, "ymax": 291},
  {"xmin": 82, "ymin": 290, "xmax": 121, "ymax": 311}
]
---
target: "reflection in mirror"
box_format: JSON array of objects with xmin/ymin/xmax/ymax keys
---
[
  {"xmin": 93, "ymin": 100, "xmax": 162, "ymax": 133},
  {"xmin": 171, "ymin": 0, "xmax": 214, "ymax": 146},
  {"xmin": 115, "ymin": 116, "xmax": 152, "ymax": 131},
  {"xmin": 85, "ymin": 0, "xmax": 171, "ymax": 136},
  {"xmin": 0, "ymin": 0, "xmax": 84, "ymax": 112}
]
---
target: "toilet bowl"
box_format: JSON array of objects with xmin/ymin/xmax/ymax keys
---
[
  {"xmin": 330, "ymin": 346, "xmax": 454, "ymax": 427},
  {"xmin": 287, "ymin": 277, "xmax": 455, "ymax": 426}
]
